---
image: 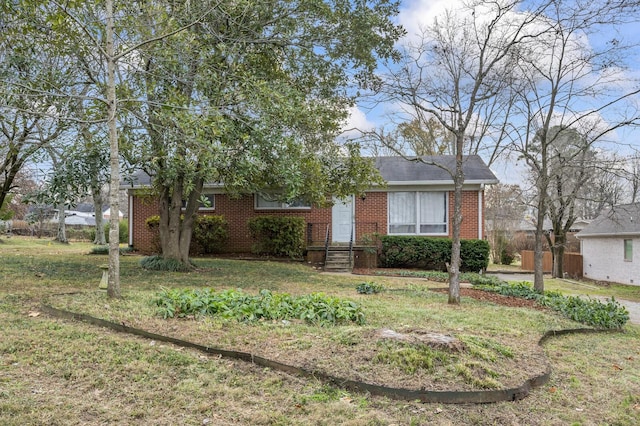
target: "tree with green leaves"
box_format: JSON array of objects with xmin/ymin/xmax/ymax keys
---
[
  {"xmin": 7, "ymin": 0, "xmax": 402, "ymax": 292},
  {"xmin": 0, "ymin": 17, "xmax": 72, "ymax": 211},
  {"xmin": 123, "ymin": 0, "xmax": 404, "ymax": 267}
]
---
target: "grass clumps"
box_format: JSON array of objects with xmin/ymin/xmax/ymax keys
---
[
  {"xmin": 356, "ymin": 281, "xmax": 385, "ymax": 294},
  {"xmin": 153, "ymin": 288, "xmax": 365, "ymax": 326},
  {"xmin": 459, "ymin": 335, "xmax": 515, "ymax": 361},
  {"xmin": 373, "ymin": 335, "xmax": 512, "ymax": 389},
  {"xmin": 140, "ymin": 255, "xmax": 193, "ymax": 272},
  {"xmin": 474, "ymin": 281, "xmax": 630, "ymax": 329},
  {"xmin": 374, "ymin": 341, "xmax": 450, "ymax": 374},
  {"xmin": 89, "ymin": 245, "xmax": 133, "ymax": 255}
]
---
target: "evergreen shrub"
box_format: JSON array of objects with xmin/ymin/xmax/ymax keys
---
[
  {"xmin": 145, "ymin": 215, "xmax": 229, "ymax": 255},
  {"xmin": 248, "ymin": 216, "xmax": 305, "ymax": 258},
  {"xmin": 380, "ymin": 236, "xmax": 490, "ymax": 272}
]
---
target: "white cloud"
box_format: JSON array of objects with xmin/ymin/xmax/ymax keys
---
[
  {"xmin": 339, "ymin": 106, "xmax": 376, "ymax": 138},
  {"xmin": 398, "ymin": 0, "xmax": 452, "ymax": 40}
]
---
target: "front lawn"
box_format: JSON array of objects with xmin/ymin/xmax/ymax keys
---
[{"xmin": 1, "ymin": 237, "xmax": 638, "ymax": 425}]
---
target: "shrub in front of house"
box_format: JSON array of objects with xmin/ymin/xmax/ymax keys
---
[
  {"xmin": 191, "ymin": 215, "xmax": 229, "ymax": 255},
  {"xmin": 379, "ymin": 236, "xmax": 490, "ymax": 272},
  {"xmin": 460, "ymin": 239, "xmax": 491, "ymax": 272},
  {"xmin": 146, "ymin": 215, "xmax": 229, "ymax": 255},
  {"xmin": 248, "ymin": 216, "xmax": 305, "ymax": 258},
  {"xmin": 89, "ymin": 220, "xmax": 128, "ymax": 244},
  {"xmin": 145, "ymin": 216, "xmax": 162, "ymax": 253}
]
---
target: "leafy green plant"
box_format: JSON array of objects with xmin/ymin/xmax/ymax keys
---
[
  {"xmin": 539, "ymin": 294, "xmax": 630, "ymax": 329},
  {"xmin": 248, "ymin": 216, "xmax": 305, "ymax": 258},
  {"xmin": 356, "ymin": 281, "xmax": 385, "ymax": 294},
  {"xmin": 152, "ymin": 288, "xmax": 365, "ymax": 326},
  {"xmin": 472, "ymin": 280, "xmax": 630, "ymax": 329}
]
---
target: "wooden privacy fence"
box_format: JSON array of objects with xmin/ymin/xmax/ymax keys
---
[{"xmin": 520, "ymin": 251, "xmax": 583, "ymax": 278}]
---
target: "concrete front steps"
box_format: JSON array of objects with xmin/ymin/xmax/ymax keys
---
[{"xmin": 324, "ymin": 247, "xmax": 353, "ymax": 273}]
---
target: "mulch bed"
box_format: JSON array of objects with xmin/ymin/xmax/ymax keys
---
[
  {"xmin": 353, "ymin": 267, "xmax": 546, "ymax": 310},
  {"xmin": 430, "ymin": 288, "xmax": 547, "ymax": 310}
]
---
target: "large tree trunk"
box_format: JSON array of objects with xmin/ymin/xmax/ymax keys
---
[
  {"xmin": 92, "ymin": 187, "xmax": 106, "ymax": 245},
  {"xmin": 158, "ymin": 177, "xmax": 203, "ymax": 267},
  {"xmin": 533, "ymin": 196, "xmax": 546, "ymax": 293},
  {"xmin": 552, "ymin": 233, "xmax": 566, "ymax": 278},
  {"xmin": 448, "ymin": 147, "xmax": 464, "ymax": 304}
]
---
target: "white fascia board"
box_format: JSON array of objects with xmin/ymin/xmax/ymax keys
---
[
  {"xmin": 577, "ymin": 232, "xmax": 640, "ymax": 239},
  {"xmin": 127, "ymin": 183, "xmax": 226, "ymax": 192},
  {"xmin": 367, "ymin": 181, "xmax": 491, "ymax": 192},
  {"xmin": 384, "ymin": 179, "xmax": 497, "ymax": 185}
]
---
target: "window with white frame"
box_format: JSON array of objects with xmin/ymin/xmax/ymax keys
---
[
  {"xmin": 388, "ymin": 191, "xmax": 448, "ymax": 235},
  {"xmin": 182, "ymin": 193, "xmax": 215, "ymax": 211},
  {"xmin": 255, "ymin": 194, "xmax": 311, "ymax": 210},
  {"xmin": 624, "ymin": 239, "xmax": 633, "ymax": 262}
]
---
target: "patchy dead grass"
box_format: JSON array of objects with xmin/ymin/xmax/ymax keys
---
[{"xmin": 1, "ymin": 237, "xmax": 639, "ymax": 425}]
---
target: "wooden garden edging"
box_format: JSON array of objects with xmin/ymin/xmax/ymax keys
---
[{"xmin": 40, "ymin": 303, "xmax": 617, "ymax": 404}]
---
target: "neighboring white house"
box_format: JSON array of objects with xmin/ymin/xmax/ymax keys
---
[
  {"xmin": 576, "ymin": 203, "xmax": 640, "ymax": 286},
  {"xmin": 102, "ymin": 207, "xmax": 123, "ymax": 220}
]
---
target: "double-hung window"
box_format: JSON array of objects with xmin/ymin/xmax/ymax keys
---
[
  {"xmin": 624, "ymin": 239, "xmax": 633, "ymax": 262},
  {"xmin": 255, "ymin": 194, "xmax": 311, "ymax": 210},
  {"xmin": 388, "ymin": 191, "xmax": 448, "ymax": 235}
]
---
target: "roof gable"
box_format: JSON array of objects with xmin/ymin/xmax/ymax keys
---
[{"xmin": 577, "ymin": 203, "xmax": 640, "ymax": 238}]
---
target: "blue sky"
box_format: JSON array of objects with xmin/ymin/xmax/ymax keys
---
[{"xmin": 342, "ymin": 0, "xmax": 640, "ymax": 186}]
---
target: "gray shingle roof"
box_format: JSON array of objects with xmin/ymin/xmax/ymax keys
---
[
  {"xmin": 125, "ymin": 155, "xmax": 498, "ymax": 189},
  {"xmin": 375, "ymin": 155, "xmax": 498, "ymax": 184},
  {"xmin": 576, "ymin": 203, "xmax": 640, "ymax": 238}
]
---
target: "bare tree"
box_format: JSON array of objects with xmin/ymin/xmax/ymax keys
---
[
  {"xmin": 485, "ymin": 183, "xmax": 526, "ymax": 264},
  {"xmin": 510, "ymin": 0, "xmax": 640, "ymax": 291},
  {"xmin": 368, "ymin": 0, "xmax": 546, "ymax": 303}
]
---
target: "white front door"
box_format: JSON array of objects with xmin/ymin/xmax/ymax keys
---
[{"xmin": 332, "ymin": 196, "xmax": 354, "ymax": 243}]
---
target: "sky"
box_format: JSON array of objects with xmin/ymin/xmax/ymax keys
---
[{"xmin": 342, "ymin": 0, "xmax": 640, "ymax": 186}]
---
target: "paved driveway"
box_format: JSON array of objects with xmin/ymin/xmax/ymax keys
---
[{"xmin": 486, "ymin": 273, "xmax": 640, "ymax": 325}]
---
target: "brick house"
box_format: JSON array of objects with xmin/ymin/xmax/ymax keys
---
[{"xmin": 126, "ymin": 155, "xmax": 498, "ymax": 267}]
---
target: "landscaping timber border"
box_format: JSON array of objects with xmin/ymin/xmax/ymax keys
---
[{"xmin": 40, "ymin": 303, "xmax": 619, "ymax": 404}]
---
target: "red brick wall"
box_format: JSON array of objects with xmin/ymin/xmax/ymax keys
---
[
  {"xmin": 130, "ymin": 189, "xmax": 483, "ymax": 253},
  {"xmin": 454, "ymin": 190, "xmax": 481, "ymax": 240},
  {"xmin": 130, "ymin": 193, "xmax": 160, "ymax": 253},
  {"xmin": 354, "ymin": 192, "xmax": 387, "ymax": 240},
  {"xmin": 130, "ymin": 192, "xmax": 331, "ymax": 253}
]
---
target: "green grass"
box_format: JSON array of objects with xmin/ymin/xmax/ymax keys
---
[{"xmin": 1, "ymin": 236, "xmax": 639, "ymax": 425}]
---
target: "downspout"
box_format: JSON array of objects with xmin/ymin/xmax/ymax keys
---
[
  {"xmin": 128, "ymin": 191, "xmax": 134, "ymax": 248},
  {"xmin": 478, "ymin": 186, "xmax": 484, "ymax": 240}
]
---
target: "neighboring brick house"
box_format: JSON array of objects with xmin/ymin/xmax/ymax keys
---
[
  {"xmin": 126, "ymin": 155, "xmax": 498, "ymax": 259},
  {"xmin": 577, "ymin": 203, "xmax": 640, "ymax": 286}
]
